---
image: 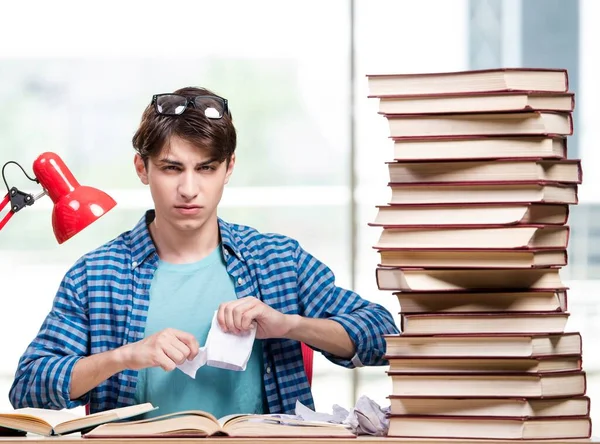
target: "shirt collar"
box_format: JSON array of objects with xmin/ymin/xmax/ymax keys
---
[
  {"xmin": 217, "ymin": 217, "xmax": 245, "ymax": 262},
  {"xmin": 128, "ymin": 210, "xmax": 245, "ymax": 268},
  {"xmin": 129, "ymin": 211, "xmax": 159, "ymax": 268}
]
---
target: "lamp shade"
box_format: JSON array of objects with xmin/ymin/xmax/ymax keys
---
[{"xmin": 32, "ymin": 152, "xmax": 116, "ymax": 244}]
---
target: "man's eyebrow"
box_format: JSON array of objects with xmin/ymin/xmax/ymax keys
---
[
  {"xmin": 197, "ymin": 158, "xmax": 219, "ymax": 166},
  {"xmin": 156, "ymin": 157, "xmax": 219, "ymax": 167},
  {"xmin": 156, "ymin": 158, "xmax": 183, "ymax": 167}
]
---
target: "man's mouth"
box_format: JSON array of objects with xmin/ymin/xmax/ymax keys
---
[{"xmin": 174, "ymin": 205, "xmax": 202, "ymax": 214}]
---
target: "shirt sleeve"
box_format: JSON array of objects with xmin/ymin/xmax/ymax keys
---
[
  {"xmin": 9, "ymin": 258, "xmax": 91, "ymax": 409},
  {"xmin": 294, "ymin": 243, "xmax": 399, "ymax": 368}
]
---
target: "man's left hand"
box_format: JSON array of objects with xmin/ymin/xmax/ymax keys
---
[{"xmin": 216, "ymin": 297, "xmax": 298, "ymax": 339}]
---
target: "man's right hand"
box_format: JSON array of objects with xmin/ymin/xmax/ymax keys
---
[
  {"xmin": 70, "ymin": 328, "xmax": 199, "ymax": 400},
  {"xmin": 116, "ymin": 328, "xmax": 200, "ymax": 372}
]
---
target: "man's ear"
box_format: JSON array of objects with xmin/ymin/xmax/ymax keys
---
[
  {"xmin": 224, "ymin": 154, "xmax": 235, "ymax": 185},
  {"xmin": 134, "ymin": 154, "xmax": 149, "ymax": 185}
]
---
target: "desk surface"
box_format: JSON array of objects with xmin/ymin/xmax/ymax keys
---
[{"xmin": 0, "ymin": 437, "xmax": 593, "ymax": 444}]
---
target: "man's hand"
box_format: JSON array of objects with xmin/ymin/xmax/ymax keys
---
[
  {"xmin": 116, "ymin": 328, "xmax": 200, "ymax": 372},
  {"xmin": 70, "ymin": 328, "xmax": 199, "ymax": 400},
  {"xmin": 217, "ymin": 297, "xmax": 299, "ymax": 339}
]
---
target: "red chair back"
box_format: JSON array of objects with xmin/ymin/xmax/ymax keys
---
[{"xmin": 301, "ymin": 342, "xmax": 313, "ymax": 386}]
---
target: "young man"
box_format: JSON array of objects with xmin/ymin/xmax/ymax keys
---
[{"xmin": 10, "ymin": 87, "xmax": 398, "ymax": 417}]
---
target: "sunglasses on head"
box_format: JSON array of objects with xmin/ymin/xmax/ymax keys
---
[{"xmin": 151, "ymin": 93, "xmax": 229, "ymax": 119}]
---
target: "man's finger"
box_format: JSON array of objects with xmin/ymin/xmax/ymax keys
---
[
  {"xmin": 232, "ymin": 299, "xmax": 255, "ymax": 331},
  {"xmin": 223, "ymin": 303, "xmax": 238, "ymax": 334},
  {"xmin": 164, "ymin": 343, "xmax": 187, "ymax": 365},
  {"xmin": 174, "ymin": 331, "xmax": 200, "ymax": 358},
  {"xmin": 217, "ymin": 304, "xmax": 228, "ymax": 332},
  {"xmin": 157, "ymin": 352, "xmax": 177, "ymax": 372},
  {"xmin": 218, "ymin": 298, "xmax": 256, "ymax": 333},
  {"xmin": 240, "ymin": 305, "xmax": 262, "ymax": 331}
]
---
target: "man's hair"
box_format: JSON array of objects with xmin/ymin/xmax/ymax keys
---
[{"xmin": 132, "ymin": 86, "xmax": 236, "ymax": 164}]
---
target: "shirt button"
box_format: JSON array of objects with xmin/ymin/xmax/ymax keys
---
[
  {"xmin": 132, "ymin": 261, "xmax": 138, "ymax": 268},
  {"xmin": 266, "ymin": 366, "xmax": 271, "ymax": 374},
  {"xmin": 237, "ymin": 277, "xmax": 244, "ymax": 285}
]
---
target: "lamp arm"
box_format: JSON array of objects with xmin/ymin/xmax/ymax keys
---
[
  {"xmin": 0, "ymin": 161, "xmax": 42, "ymax": 231},
  {"xmin": 0, "ymin": 193, "xmax": 13, "ymax": 230}
]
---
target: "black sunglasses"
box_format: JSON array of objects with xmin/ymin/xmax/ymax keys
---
[{"xmin": 151, "ymin": 93, "xmax": 229, "ymax": 119}]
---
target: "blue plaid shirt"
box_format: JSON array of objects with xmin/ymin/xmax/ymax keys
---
[{"xmin": 10, "ymin": 211, "xmax": 398, "ymax": 414}]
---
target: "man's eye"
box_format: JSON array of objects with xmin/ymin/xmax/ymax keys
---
[
  {"xmin": 199, "ymin": 165, "xmax": 216, "ymax": 171},
  {"xmin": 163, "ymin": 166, "xmax": 180, "ymax": 171}
]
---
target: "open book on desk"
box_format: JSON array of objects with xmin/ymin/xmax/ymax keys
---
[
  {"xmin": 0, "ymin": 403, "xmax": 156, "ymax": 436},
  {"xmin": 83, "ymin": 410, "xmax": 356, "ymax": 438}
]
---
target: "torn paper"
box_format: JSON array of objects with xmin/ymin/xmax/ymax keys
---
[{"xmin": 176, "ymin": 312, "xmax": 257, "ymax": 378}]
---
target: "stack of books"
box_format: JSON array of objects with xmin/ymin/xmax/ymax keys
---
[{"xmin": 367, "ymin": 68, "xmax": 592, "ymax": 440}]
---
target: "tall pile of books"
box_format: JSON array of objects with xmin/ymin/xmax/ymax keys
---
[{"xmin": 367, "ymin": 68, "xmax": 592, "ymax": 440}]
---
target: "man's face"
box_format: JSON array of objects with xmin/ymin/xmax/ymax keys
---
[{"xmin": 134, "ymin": 136, "xmax": 234, "ymax": 233}]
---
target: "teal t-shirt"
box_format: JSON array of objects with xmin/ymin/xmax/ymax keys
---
[{"xmin": 133, "ymin": 245, "xmax": 266, "ymax": 418}]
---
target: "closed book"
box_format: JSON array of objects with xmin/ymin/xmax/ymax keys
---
[
  {"xmin": 377, "ymin": 91, "xmax": 574, "ymax": 115},
  {"xmin": 392, "ymin": 136, "xmax": 567, "ymax": 161},
  {"xmin": 376, "ymin": 267, "xmax": 565, "ymax": 291},
  {"xmin": 389, "ymin": 181, "xmax": 578, "ymax": 205},
  {"xmin": 388, "ymin": 371, "xmax": 586, "ymax": 397},
  {"xmin": 367, "ymin": 68, "xmax": 569, "ymax": 96},
  {"xmin": 384, "ymin": 333, "xmax": 582, "ymax": 358},
  {"xmin": 375, "ymin": 225, "xmax": 569, "ymax": 249},
  {"xmin": 387, "ymin": 396, "xmax": 590, "ymax": 418},
  {"xmin": 399, "ymin": 312, "xmax": 569, "ymax": 335},
  {"xmin": 378, "ymin": 248, "xmax": 567, "ymax": 268},
  {"xmin": 394, "ymin": 289, "xmax": 568, "ymax": 313},
  {"xmin": 387, "ymin": 415, "xmax": 591, "ymax": 439},
  {"xmin": 386, "ymin": 355, "xmax": 582, "ymax": 374},
  {"xmin": 370, "ymin": 203, "xmax": 569, "ymax": 227},
  {"xmin": 386, "ymin": 112, "xmax": 572, "ymax": 138},
  {"xmin": 387, "ymin": 159, "xmax": 582, "ymax": 184}
]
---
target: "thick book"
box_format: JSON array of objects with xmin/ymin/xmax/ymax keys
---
[
  {"xmin": 399, "ymin": 312, "xmax": 569, "ymax": 335},
  {"xmin": 386, "ymin": 112, "xmax": 572, "ymax": 138},
  {"xmin": 386, "ymin": 355, "xmax": 582, "ymax": 374},
  {"xmin": 387, "ymin": 159, "xmax": 582, "ymax": 184},
  {"xmin": 384, "ymin": 333, "xmax": 582, "ymax": 358},
  {"xmin": 367, "ymin": 68, "xmax": 569, "ymax": 96},
  {"xmin": 392, "ymin": 136, "xmax": 567, "ymax": 161},
  {"xmin": 376, "ymin": 267, "xmax": 565, "ymax": 291},
  {"xmin": 370, "ymin": 203, "xmax": 569, "ymax": 227},
  {"xmin": 388, "ymin": 371, "xmax": 586, "ymax": 397},
  {"xmin": 388, "ymin": 396, "xmax": 590, "ymax": 418},
  {"xmin": 387, "ymin": 415, "xmax": 591, "ymax": 439},
  {"xmin": 394, "ymin": 289, "xmax": 568, "ymax": 313},
  {"xmin": 376, "ymin": 91, "xmax": 574, "ymax": 115},
  {"xmin": 83, "ymin": 410, "xmax": 355, "ymax": 438},
  {"xmin": 375, "ymin": 225, "xmax": 570, "ymax": 249},
  {"xmin": 378, "ymin": 248, "xmax": 567, "ymax": 268},
  {"xmin": 389, "ymin": 181, "xmax": 578, "ymax": 205},
  {"xmin": 0, "ymin": 403, "xmax": 156, "ymax": 436}
]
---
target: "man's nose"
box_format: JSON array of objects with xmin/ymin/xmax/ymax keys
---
[{"xmin": 178, "ymin": 172, "xmax": 199, "ymax": 199}]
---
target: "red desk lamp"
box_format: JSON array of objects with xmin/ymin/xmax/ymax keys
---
[{"xmin": 0, "ymin": 152, "xmax": 116, "ymax": 243}]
